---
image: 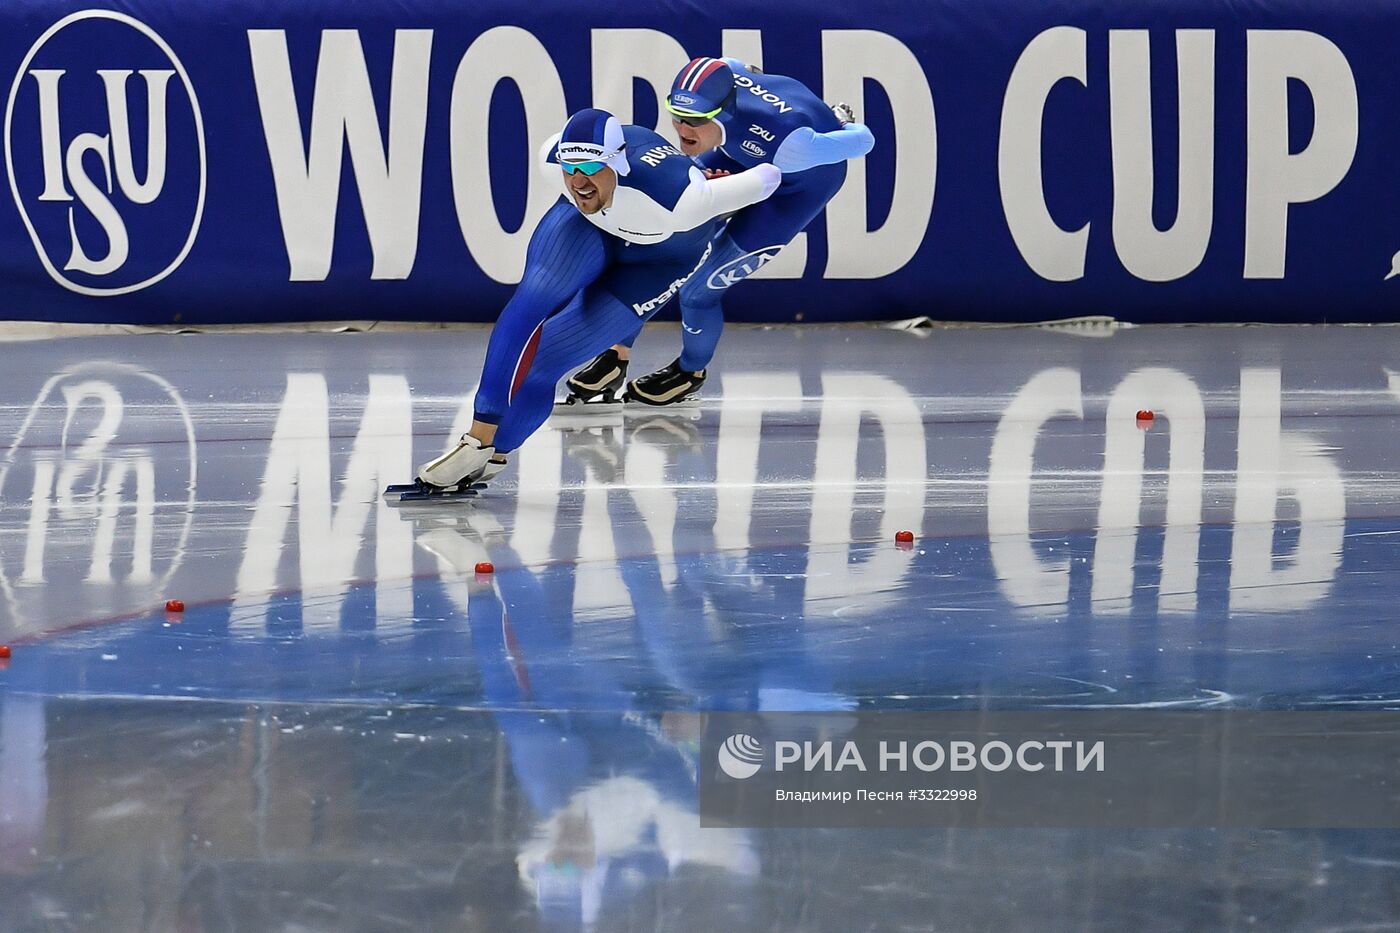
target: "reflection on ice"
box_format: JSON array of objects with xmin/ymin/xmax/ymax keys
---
[
  {"xmin": 5, "ymin": 325, "xmax": 1400, "ymax": 930},
  {"xmin": 988, "ymin": 364, "xmax": 1347, "ymax": 617},
  {"xmin": 0, "ymin": 363, "xmax": 195, "ymax": 635},
  {"xmin": 1230, "ymin": 367, "xmax": 1345, "ymax": 612},
  {"xmin": 235, "ymin": 372, "xmax": 413, "ymax": 632},
  {"xmin": 0, "ymin": 329, "xmax": 1390, "ymax": 644}
]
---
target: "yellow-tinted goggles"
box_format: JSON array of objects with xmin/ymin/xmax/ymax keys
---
[{"xmin": 665, "ymin": 99, "xmax": 723, "ymax": 126}]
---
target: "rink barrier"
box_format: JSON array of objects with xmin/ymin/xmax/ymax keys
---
[{"xmin": 2, "ymin": 2, "xmax": 1399, "ymax": 325}]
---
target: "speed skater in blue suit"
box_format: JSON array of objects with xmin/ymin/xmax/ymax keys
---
[
  {"xmin": 412, "ymin": 107, "xmax": 781, "ymax": 492},
  {"xmin": 561, "ymin": 56, "xmax": 875, "ymax": 408}
]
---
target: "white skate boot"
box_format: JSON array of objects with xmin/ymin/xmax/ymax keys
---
[
  {"xmin": 476, "ymin": 457, "xmax": 510, "ymax": 484},
  {"xmin": 417, "ymin": 434, "xmax": 495, "ymax": 488},
  {"xmin": 384, "ymin": 436, "xmax": 504, "ymax": 503}
]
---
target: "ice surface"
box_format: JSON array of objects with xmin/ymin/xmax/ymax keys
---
[{"xmin": 3, "ymin": 323, "xmax": 1400, "ymax": 930}]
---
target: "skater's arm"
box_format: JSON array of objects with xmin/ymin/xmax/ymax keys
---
[
  {"xmin": 771, "ymin": 123, "xmax": 874, "ymax": 173},
  {"xmin": 666, "ymin": 164, "xmax": 782, "ymax": 231}
]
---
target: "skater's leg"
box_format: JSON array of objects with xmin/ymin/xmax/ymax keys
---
[
  {"xmin": 670, "ymin": 161, "xmax": 848, "ymax": 374},
  {"xmin": 472, "ymin": 200, "xmax": 610, "ymax": 427},
  {"xmin": 624, "ymin": 227, "xmax": 783, "ymax": 405},
  {"xmin": 675, "ymin": 232, "xmax": 749, "ymax": 373},
  {"xmin": 417, "ymin": 202, "xmax": 609, "ymax": 488},
  {"xmin": 493, "ymin": 289, "xmax": 645, "ymax": 452}
]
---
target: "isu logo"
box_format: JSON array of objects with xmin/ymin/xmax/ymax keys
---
[{"xmin": 4, "ymin": 10, "xmax": 206, "ymax": 296}]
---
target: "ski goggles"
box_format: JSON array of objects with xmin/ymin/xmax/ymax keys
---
[
  {"xmin": 561, "ymin": 160, "xmax": 608, "ymax": 176},
  {"xmin": 665, "ymin": 99, "xmax": 723, "ymax": 126}
]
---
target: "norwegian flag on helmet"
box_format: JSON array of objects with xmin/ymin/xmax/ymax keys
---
[{"xmin": 668, "ymin": 57, "xmax": 737, "ymax": 113}]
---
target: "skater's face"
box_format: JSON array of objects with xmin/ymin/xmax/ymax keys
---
[
  {"xmin": 672, "ymin": 117, "xmax": 722, "ymax": 157},
  {"xmin": 563, "ymin": 163, "xmax": 616, "ymax": 215}
]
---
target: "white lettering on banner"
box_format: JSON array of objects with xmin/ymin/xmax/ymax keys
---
[
  {"xmin": 4, "ymin": 10, "xmax": 205, "ymax": 296},
  {"xmin": 1091, "ymin": 369, "xmax": 1205, "ymax": 613},
  {"xmin": 1004, "ymin": 27, "xmax": 1357, "ymax": 283},
  {"xmin": 29, "ymin": 69, "xmax": 65, "ymax": 201},
  {"xmin": 822, "ymin": 30, "xmax": 936, "ymax": 280},
  {"xmin": 37, "ymin": 66, "xmax": 180, "ymax": 275},
  {"xmin": 451, "ymin": 27, "xmax": 566, "ymax": 284},
  {"xmin": 1229, "ymin": 368, "xmax": 1345, "ymax": 611},
  {"xmin": 13, "ymin": 21, "xmax": 1365, "ymax": 294},
  {"xmin": 242, "ymin": 26, "xmax": 933, "ymax": 286},
  {"xmin": 62, "ymin": 133, "xmax": 126, "ymax": 276},
  {"xmin": 233, "ymin": 373, "xmax": 413, "ymax": 632},
  {"xmin": 1000, "ymin": 26, "xmax": 1089, "ymax": 282},
  {"xmin": 987, "ymin": 367, "xmax": 1084, "ymax": 608},
  {"xmin": 591, "ymin": 29, "xmax": 688, "ymax": 141},
  {"xmin": 97, "ymin": 69, "xmax": 175, "ymax": 205},
  {"xmin": 248, "ymin": 29, "xmax": 431, "ymax": 282},
  {"xmin": 1244, "ymin": 31, "xmax": 1358, "ymax": 279},
  {"xmin": 1110, "ymin": 31, "xmax": 1216, "ymax": 282}
]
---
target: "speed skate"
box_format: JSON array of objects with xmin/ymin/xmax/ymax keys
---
[
  {"xmin": 381, "ymin": 479, "xmax": 481, "ymax": 503},
  {"xmin": 550, "ymin": 394, "xmax": 703, "ymax": 427},
  {"xmin": 551, "ymin": 393, "xmax": 624, "ymax": 418}
]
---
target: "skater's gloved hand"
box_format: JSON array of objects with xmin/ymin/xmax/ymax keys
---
[{"xmin": 829, "ymin": 102, "xmax": 856, "ymax": 126}]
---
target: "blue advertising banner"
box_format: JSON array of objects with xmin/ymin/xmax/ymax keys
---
[{"xmin": 0, "ymin": 1, "xmax": 1397, "ymax": 324}]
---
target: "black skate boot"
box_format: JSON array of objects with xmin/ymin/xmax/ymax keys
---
[
  {"xmin": 624, "ymin": 358, "xmax": 705, "ymax": 407},
  {"xmin": 555, "ymin": 349, "xmax": 627, "ymax": 414}
]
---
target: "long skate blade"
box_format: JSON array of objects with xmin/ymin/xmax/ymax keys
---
[
  {"xmin": 387, "ymin": 486, "xmax": 479, "ymax": 505},
  {"xmin": 550, "ymin": 399, "xmax": 624, "ymax": 427},
  {"xmin": 396, "ymin": 489, "xmax": 477, "ymax": 503},
  {"xmin": 383, "ymin": 480, "xmax": 484, "ymax": 499},
  {"xmin": 622, "ymin": 397, "xmax": 701, "ymax": 416},
  {"xmin": 552, "ymin": 398, "xmax": 624, "ymax": 416}
]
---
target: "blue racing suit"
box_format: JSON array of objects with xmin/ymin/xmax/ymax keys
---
[
  {"xmin": 675, "ymin": 63, "xmax": 874, "ymax": 371},
  {"xmin": 473, "ymin": 122, "xmax": 780, "ymax": 451}
]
